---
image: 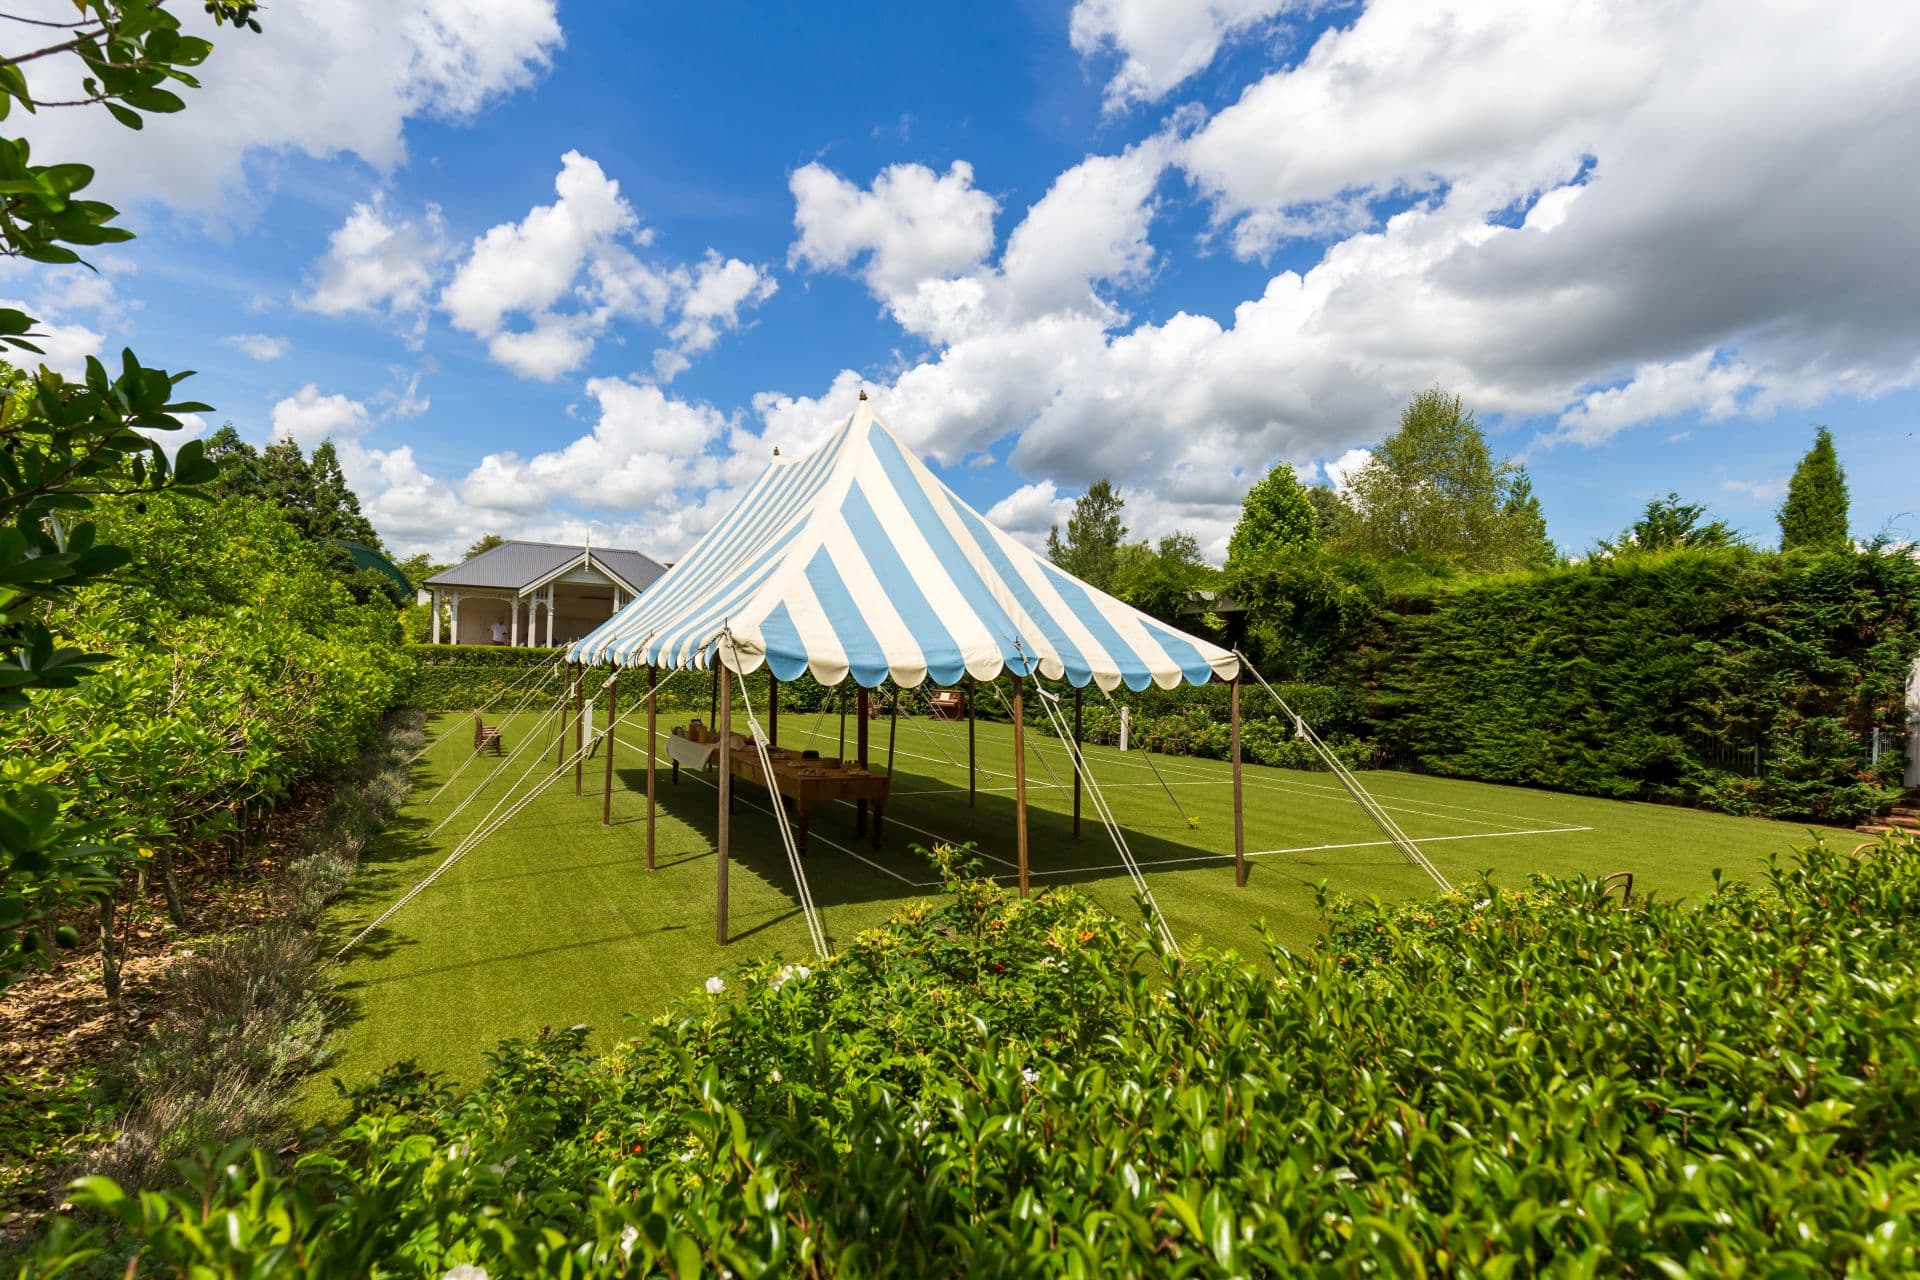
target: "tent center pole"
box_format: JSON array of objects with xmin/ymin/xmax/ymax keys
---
[
  {"xmin": 1232, "ymin": 672, "xmax": 1246, "ymax": 888},
  {"xmin": 573, "ymin": 666, "xmax": 585, "ymax": 796},
  {"xmin": 646, "ymin": 665, "xmax": 657, "ymax": 871},
  {"xmin": 769, "ymin": 673, "xmax": 779, "ymax": 749},
  {"xmin": 967, "ymin": 677, "xmax": 976, "ymax": 807},
  {"xmin": 856, "ymin": 685, "xmax": 871, "ymax": 834},
  {"xmin": 886, "ymin": 682, "xmax": 899, "ymax": 774},
  {"xmin": 1013, "ymin": 675, "xmax": 1028, "ymax": 898},
  {"xmin": 718, "ymin": 661, "xmax": 731, "ymax": 944},
  {"xmin": 556, "ymin": 664, "xmax": 573, "ymax": 775},
  {"xmin": 601, "ymin": 671, "xmax": 617, "ymax": 826},
  {"xmin": 1072, "ymin": 685, "xmax": 1083, "ymax": 839}
]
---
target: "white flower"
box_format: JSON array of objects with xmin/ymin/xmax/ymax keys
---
[
  {"xmin": 619, "ymin": 1225, "xmax": 639, "ymax": 1258},
  {"xmin": 770, "ymin": 1069, "xmax": 782, "ymax": 1083},
  {"xmin": 771, "ymin": 963, "xmax": 813, "ymax": 991},
  {"xmin": 705, "ymin": 976, "xmax": 725, "ymax": 995},
  {"xmin": 442, "ymin": 1267, "xmax": 489, "ymax": 1280},
  {"xmin": 1021, "ymin": 1067, "xmax": 1039, "ymax": 1087}
]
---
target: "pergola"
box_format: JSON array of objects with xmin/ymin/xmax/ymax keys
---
[{"xmin": 564, "ymin": 395, "xmax": 1250, "ymax": 948}]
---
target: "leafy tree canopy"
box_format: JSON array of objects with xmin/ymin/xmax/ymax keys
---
[
  {"xmin": 1306, "ymin": 485, "xmax": 1353, "ymax": 544},
  {"xmin": 1778, "ymin": 425, "xmax": 1851, "ymax": 552},
  {"xmin": 465, "ymin": 532, "xmax": 506, "ymax": 561},
  {"xmin": 1111, "ymin": 532, "xmax": 1215, "ymax": 626},
  {"xmin": 1344, "ymin": 390, "xmax": 1554, "ymax": 572},
  {"xmin": 1046, "ymin": 479, "xmax": 1126, "ymax": 592},
  {"xmin": 1226, "ymin": 461, "xmax": 1317, "ymax": 571}
]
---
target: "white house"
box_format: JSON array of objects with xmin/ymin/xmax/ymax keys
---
[{"xmin": 423, "ymin": 540, "xmax": 666, "ymax": 647}]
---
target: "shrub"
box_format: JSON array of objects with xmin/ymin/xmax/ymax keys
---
[{"xmin": 27, "ymin": 834, "xmax": 1920, "ymax": 1276}]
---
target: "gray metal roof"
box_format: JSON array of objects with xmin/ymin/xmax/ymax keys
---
[{"xmin": 425, "ymin": 541, "xmax": 665, "ymax": 594}]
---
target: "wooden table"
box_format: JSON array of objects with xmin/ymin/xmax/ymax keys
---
[{"xmin": 728, "ymin": 747, "xmax": 890, "ymax": 853}]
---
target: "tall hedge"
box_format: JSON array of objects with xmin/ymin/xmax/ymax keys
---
[{"xmin": 1375, "ymin": 547, "xmax": 1920, "ymax": 822}]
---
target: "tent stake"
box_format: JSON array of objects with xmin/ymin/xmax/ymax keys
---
[
  {"xmin": 856, "ymin": 685, "xmax": 871, "ymax": 834},
  {"xmin": 718, "ymin": 661, "xmax": 731, "ymax": 945},
  {"xmin": 1232, "ymin": 672, "xmax": 1246, "ymax": 888},
  {"xmin": 967, "ymin": 677, "xmax": 976, "ymax": 807},
  {"xmin": 1072, "ymin": 685, "xmax": 1083, "ymax": 839},
  {"xmin": 646, "ymin": 665, "xmax": 657, "ymax": 871},
  {"xmin": 601, "ymin": 670, "xmax": 617, "ymax": 826},
  {"xmin": 1013, "ymin": 675, "xmax": 1028, "ymax": 897}
]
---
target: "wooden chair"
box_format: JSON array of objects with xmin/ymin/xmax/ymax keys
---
[
  {"xmin": 1600, "ymin": 871, "xmax": 1633, "ymax": 907},
  {"xmin": 474, "ymin": 714, "xmax": 505, "ymax": 756}
]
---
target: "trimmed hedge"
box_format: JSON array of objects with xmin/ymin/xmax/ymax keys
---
[
  {"xmin": 26, "ymin": 834, "xmax": 1920, "ymax": 1274},
  {"xmin": 1372, "ymin": 547, "xmax": 1920, "ymax": 822}
]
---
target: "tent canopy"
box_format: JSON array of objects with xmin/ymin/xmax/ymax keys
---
[{"xmin": 568, "ymin": 400, "xmax": 1240, "ymax": 692}]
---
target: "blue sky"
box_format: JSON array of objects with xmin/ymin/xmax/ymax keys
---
[{"xmin": 13, "ymin": 0, "xmax": 1919, "ymax": 561}]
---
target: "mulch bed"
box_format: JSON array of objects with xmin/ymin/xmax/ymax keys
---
[{"xmin": 0, "ymin": 778, "xmax": 334, "ymax": 1234}]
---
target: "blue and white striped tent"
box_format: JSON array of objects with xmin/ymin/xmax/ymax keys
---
[{"xmin": 567, "ymin": 399, "xmax": 1240, "ymax": 692}]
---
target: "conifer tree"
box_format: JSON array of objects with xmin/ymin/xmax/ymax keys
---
[{"xmin": 1777, "ymin": 426, "xmax": 1851, "ymax": 552}]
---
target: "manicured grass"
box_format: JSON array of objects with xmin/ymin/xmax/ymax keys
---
[{"xmin": 314, "ymin": 703, "xmax": 1857, "ymax": 1095}]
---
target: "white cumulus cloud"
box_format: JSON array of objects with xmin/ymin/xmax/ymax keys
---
[{"xmin": 271, "ymin": 384, "xmax": 372, "ymax": 449}]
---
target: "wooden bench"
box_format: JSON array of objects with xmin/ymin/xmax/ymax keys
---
[
  {"xmin": 926, "ymin": 689, "xmax": 965, "ymax": 720},
  {"xmin": 473, "ymin": 715, "xmax": 504, "ymax": 756},
  {"xmin": 1601, "ymin": 871, "xmax": 1633, "ymax": 906}
]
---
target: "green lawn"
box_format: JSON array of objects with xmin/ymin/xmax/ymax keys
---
[{"xmin": 314, "ymin": 704, "xmax": 1857, "ymax": 1097}]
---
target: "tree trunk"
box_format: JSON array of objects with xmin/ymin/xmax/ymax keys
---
[
  {"xmin": 98, "ymin": 895, "xmax": 121, "ymax": 1000},
  {"xmin": 156, "ymin": 845, "xmax": 185, "ymax": 927}
]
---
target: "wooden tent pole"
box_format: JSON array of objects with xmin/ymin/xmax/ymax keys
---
[
  {"xmin": 886, "ymin": 683, "xmax": 899, "ymax": 774},
  {"xmin": 708, "ymin": 662, "xmax": 719, "ymax": 728},
  {"xmin": 645, "ymin": 665, "xmax": 657, "ymax": 871},
  {"xmin": 718, "ymin": 661, "xmax": 731, "ymax": 945},
  {"xmin": 556, "ymin": 664, "xmax": 572, "ymax": 774},
  {"xmin": 855, "ymin": 685, "xmax": 871, "ymax": 834},
  {"xmin": 967, "ymin": 677, "xmax": 976, "ymax": 807},
  {"xmin": 769, "ymin": 673, "xmax": 779, "ymax": 748},
  {"xmin": 1072, "ymin": 684, "xmax": 1083, "ymax": 839},
  {"xmin": 1232, "ymin": 672, "xmax": 1247, "ymax": 888},
  {"xmin": 601, "ymin": 671, "xmax": 617, "ymax": 825},
  {"xmin": 1013, "ymin": 675, "xmax": 1029, "ymax": 897},
  {"xmin": 573, "ymin": 666, "xmax": 585, "ymax": 796},
  {"xmin": 838, "ymin": 688, "xmax": 848, "ymax": 761}
]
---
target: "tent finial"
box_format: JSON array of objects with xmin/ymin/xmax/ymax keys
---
[
  {"xmin": 772, "ymin": 445, "xmax": 780, "ymax": 457},
  {"xmin": 858, "ymin": 388, "xmax": 867, "ymax": 400}
]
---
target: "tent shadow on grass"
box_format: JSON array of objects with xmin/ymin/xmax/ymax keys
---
[{"xmin": 614, "ymin": 755, "xmax": 1419, "ymax": 930}]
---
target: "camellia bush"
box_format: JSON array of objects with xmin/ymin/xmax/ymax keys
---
[
  {"xmin": 1, "ymin": 491, "xmax": 410, "ymax": 942},
  {"xmin": 24, "ymin": 834, "xmax": 1920, "ymax": 1275}
]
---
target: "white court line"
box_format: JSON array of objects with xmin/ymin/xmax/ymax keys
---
[{"xmin": 612, "ymin": 732, "xmax": 920, "ymax": 886}]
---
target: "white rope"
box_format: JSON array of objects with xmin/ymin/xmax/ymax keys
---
[
  {"xmin": 423, "ymin": 670, "xmax": 559, "ymax": 805},
  {"xmin": 727, "ymin": 646, "xmax": 830, "ymax": 958},
  {"xmin": 1090, "ymin": 684, "xmax": 1198, "ymax": 830},
  {"xmin": 426, "ymin": 690, "xmax": 569, "ymax": 840},
  {"xmin": 403, "ymin": 659, "xmax": 556, "ymax": 766},
  {"xmin": 330, "ymin": 664, "xmax": 684, "ymax": 964},
  {"xmin": 985, "ymin": 679, "xmax": 1072, "ymax": 795},
  {"xmin": 1233, "ymin": 652, "xmax": 1453, "ymax": 892},
  {"xmin": 1026, "ymin": 669, "xmax": 1180, "ymax": 956}
]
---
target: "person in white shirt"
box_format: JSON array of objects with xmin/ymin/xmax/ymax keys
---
[{"xmin": 489, "ymin": 619, "xmax": 508, "ymax": 644}]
